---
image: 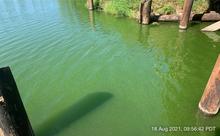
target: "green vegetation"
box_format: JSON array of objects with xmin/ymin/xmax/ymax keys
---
[
  {"xmin": 94, "ymin": 0, "xmax": 140, "ymax": 17},
  {"xmin": 94, "ymin": 0, "xmax": 101, "ymax": 9},
  {"xmin": 157, "ymin": 4, "xmax": 175, "ymax": 15},
  {"xmin": 192, "ymin": 0, "xmax": 209, "ymax": 13},
  {"xmin": 93, "ymin": 0, "xmax": 209, "ymax": 18}
]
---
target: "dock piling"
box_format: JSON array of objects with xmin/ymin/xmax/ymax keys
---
[
  {"xmin": 199, "ymin": 55, "xmax": 220, "ymax": 115},
  {"xmin": 139, "ymin": 0, "xmax": 152, "ymax": 25},
  {"xmin": 87, "ymin": 0, "xmax": 94, "ymax": 10},
  {"xmin": 179, "ymin": 0, "xmax": 194, "ymax": 29},
  {"xmin": 0, "ymin": 67, "xmax": 34, "ymax": 136}
]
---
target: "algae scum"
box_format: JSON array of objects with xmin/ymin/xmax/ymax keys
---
[{"xmin": 1, "ymin": 0, "xmax": 220, "ymax": 136}]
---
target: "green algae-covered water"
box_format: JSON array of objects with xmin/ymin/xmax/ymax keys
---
[{"xmin": 1, "ymin": 0, "xmax": 220, "ymax": 136}]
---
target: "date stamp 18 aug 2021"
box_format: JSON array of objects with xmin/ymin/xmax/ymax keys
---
[{"xmin": 151, "ymin": 126, "xmax": 216, "ymax": 132}]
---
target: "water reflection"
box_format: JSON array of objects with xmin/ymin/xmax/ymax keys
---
[
  {"xmin": 155, "ymin": 27, "xmax": 220, "ymax": 129},
  {"xmin": 58, "ymin": 0, "xmax": 77, "ymax": 19},
  {"xmin": 138, "ymin": 25, "xmax": 150, "ymax": 45},
  {"xmin": 58, "ymin": 0, "xmax": 96, "ymax": 30},
  {"xmin": 88, "ymin": 10, "xmax": 96, "ymax": 30},
  {"xmin": 203, "ymin": 32, "xmax": 220, "ymax": 42},
  {"xmin": 149, "ymin": 26, "xmax": 189, "ymax": 127}
]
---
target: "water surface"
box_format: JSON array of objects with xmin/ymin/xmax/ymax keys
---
[{"xmin": 1, "ymin": 0, "xmax": 220, "ymax": 136}]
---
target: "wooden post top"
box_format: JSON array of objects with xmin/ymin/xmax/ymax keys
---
[{"xmin": 199, "ymin": 55, "xmax": 220, "ymax": 115}]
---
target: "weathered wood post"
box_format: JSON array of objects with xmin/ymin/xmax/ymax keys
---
[
  {"xmin": 0, "ymin": 67, "xmax": 34, "ymax": 136},
  {"xmin": 199, "ymin": 55, "xmax": 220, "ymax": 115},
  {"xmin": 87, "ymin": 0, "xmax": 94, "ymax": 10},
  {"xmin": 179, "ymin": 0, "xmax": 194, "ymax": 29},
  {"xmin": 139, "ymin": 0, "xmax": 152, "ymax": 25}
]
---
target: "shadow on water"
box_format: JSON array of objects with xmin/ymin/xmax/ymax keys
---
[{"xmin": 36, "ymin": 92, "xmax": 113, "ymax": 136}]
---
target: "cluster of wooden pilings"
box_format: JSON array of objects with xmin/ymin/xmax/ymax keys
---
[
  {"xmin": 139, "ymin": 0, "xmax": 220, "ymax": 29},
  {"xmin": 87, "ymin": 0, "xmax": 220, "ymax": 29}
]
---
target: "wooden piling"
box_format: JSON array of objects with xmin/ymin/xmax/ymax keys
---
[
  {"xmin": 0, "ymin": 67, "xmax": 34, "ymax": 136},
  {"xmin": 199, "ymin": 55, "xmax": 220, "ymax": 115},
  {"xmin": 139, "ymin": 0, "xmax": 152, "ymax": 25},
  {"xmin": 87, "ymin": 0, "xmax": 94, "ymax": 10},
  {"xmin": 179, "ymin": 0, "xmax": 194, "ymax": 29}
]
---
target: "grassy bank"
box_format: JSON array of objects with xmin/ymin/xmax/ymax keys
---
[{"xmin": 93, "ymin": 0, "xmax": 209, "ymax": 18}]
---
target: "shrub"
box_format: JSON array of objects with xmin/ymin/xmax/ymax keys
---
[
  {"xmin": 98, "ymin": 0, "xmax": 209, "ymax": 17},
  {"xmin": 103, "ymin": 0, "xmax": 140, "ymax": 17},
  {"xmin": 94, "ymin": 0, "xmax": 100, "ymax": 9},
  {"xmin": 192, "ymin": 0, "xmax": 208, "ymax": 13}
]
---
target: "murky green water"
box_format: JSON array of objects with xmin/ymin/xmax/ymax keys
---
[{"xmin": 1, "ymin": 0, "xmax": 220, "ymax": 136}]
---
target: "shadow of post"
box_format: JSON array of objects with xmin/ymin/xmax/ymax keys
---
[{"xmin": 36, "ymin": 92, "xmax": 113, "ymax": 136}]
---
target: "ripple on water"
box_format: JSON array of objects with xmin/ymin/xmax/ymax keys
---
[{"xmin": 1, "ymin": 0, "xmax": 220, "ymax": 136}]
